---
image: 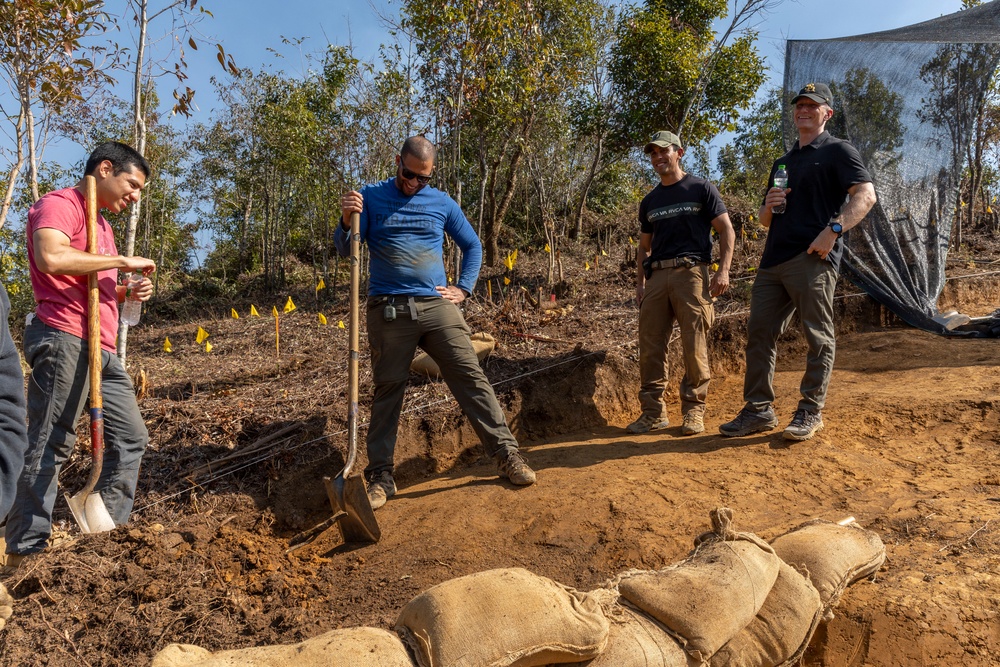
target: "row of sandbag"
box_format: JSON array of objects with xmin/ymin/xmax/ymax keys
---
[{"xmin": 151, "ymin": 508, "xmax": 885, "ymax": 667}]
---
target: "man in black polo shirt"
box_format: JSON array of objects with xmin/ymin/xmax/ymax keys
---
[
  {"xmin": 627, "ymin": 130, "xmax": 734, "ymax": 436},
  {"xmin": 720, "ymin": 83, "xmax": 876, "ymax": 441}
]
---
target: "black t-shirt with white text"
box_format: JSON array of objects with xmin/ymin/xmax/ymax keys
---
[
  {"xmin": 638, "ymin": 174, "xmax": 727, "ymax": 264},
  {"xmin": 761, "ymin": 132, "xmax": 871, "ymax": 271}
]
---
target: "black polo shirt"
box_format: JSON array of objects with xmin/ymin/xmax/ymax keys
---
[
  {"xmin": 639, "ymin": 174, "xmax": 727, "ymax": 264},
  {"xmin": 760, "ymin": 131, "xmax": 871, "ymax": 271}
]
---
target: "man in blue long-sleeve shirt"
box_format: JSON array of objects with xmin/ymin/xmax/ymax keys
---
[{"xmin": 336, "ymin": 136, "xmax": 536, "ymax": 510}]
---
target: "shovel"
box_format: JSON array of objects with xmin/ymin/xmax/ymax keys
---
[
  {"xmin": 64, "ymin": 175, "xmax": 116, "ymax": 534},
  {"xmin": 321, "ymin": 211, "xmax": 380, "ymax": 544}
]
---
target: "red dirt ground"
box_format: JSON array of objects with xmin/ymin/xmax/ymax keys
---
[{"xmin": 1, "ymin": 252, "xmax": 999, "ymax": 666}]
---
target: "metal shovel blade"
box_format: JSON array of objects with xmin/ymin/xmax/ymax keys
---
[
  {"xmin": 64, "ymin": 490, "xmax": 115, "ymax": 534},
  {"xmin": 323, "ymin": 474, "xmax": 380, "ymax": 543}
]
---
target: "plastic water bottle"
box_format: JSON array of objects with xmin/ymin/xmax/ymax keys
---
[
  {"xmin": 121, "ymin": 273, "xmax": 143, "ymax": 326},
  {"xmin": 772, "ymin": 165, "xmax": 788, "ymax": 214}
]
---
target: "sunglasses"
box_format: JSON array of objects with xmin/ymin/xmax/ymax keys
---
[{"xmin": 399, "ymin": 163, "xmax": 433, "ymax": 184}]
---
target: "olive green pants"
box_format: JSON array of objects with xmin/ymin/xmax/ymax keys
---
[
  {"xmin": 743, "ymin": 252, "xmax": 838, "ymax": 412},
  {"xmin": 364, "ymin": 296, "xmax": 517, "ymax": 477}
]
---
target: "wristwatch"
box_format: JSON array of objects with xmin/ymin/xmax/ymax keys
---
[{"xmin": 828, "ymin": 221, "xmax": 843, "ymax": 236}]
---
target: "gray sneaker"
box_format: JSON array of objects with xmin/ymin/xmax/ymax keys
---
[
  {"xmin": 625, "ymin": 413, "xmax": 670, "ymax": 434},
  {"xmin": 365, "ymin": 470, "xmax": 396, "ymax": 510},
  {"xmin": 719, "ymin": 406, "xmax": 778, "ymax": 437},
  {"xmin": 496, "ymin": 450, "xmax": 536, "ymax": 486},
  {"xmin": 783, "ymin": 409, "xmax": 824, "ymax": 441}
]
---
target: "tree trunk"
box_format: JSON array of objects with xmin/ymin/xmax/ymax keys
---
[{"xmin": 572, "ymin": 133, "xmax": 604, "ymax": 239}]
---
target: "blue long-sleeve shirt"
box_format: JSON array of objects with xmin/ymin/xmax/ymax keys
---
[{"xmin": 334, "ymin": 178, "xmax": 482, "ymax": 297}]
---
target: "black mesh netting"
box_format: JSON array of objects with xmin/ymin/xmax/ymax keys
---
[{"xmin": 783, "ymin": 0, "xmax": 1000, "ymax": 336}]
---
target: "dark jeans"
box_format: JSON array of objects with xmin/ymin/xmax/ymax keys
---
[
  {"xmin": 743, "ymin": 252, "xmax": 838, "ymax": 412},
  {"xmin": 364, "ymin": 296, "xmax": 518, "ymax": 477},
  {"xmin": 0, "ymin": 283, "xmax": 28, "ymax": 524},
  {"xmin": 5, "ymin": 319, "xmax": 147, "ymax": 555}
]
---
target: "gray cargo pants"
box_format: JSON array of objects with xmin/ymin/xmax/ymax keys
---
[
  {"xmin": 743, "ymin": 251, "xmax": 838, "ymax": 412},
  {"xmin": 5, "ymin": 319, "xmax": 147, "ymax": 555}
]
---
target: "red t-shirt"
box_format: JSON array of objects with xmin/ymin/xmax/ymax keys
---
[{"xmin": 27, "ymin": 187, "xmax": 121, "ymax": 352}]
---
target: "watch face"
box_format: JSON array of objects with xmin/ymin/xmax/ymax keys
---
[{"xmin": 831, "ymin": 223, "xmax": 843, "ymax": 234}]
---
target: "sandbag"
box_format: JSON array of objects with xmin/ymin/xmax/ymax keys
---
[
  {"xmin": 770, "ymin": 519, "xmax": 885, "ymax": 618},
  {"xmin": 579, "ymin": 598, "xmax": 690, "ymax": 667},
  {"xmin": 615, "ymin": 508, "xmax": 780, "ymax": 664},
  {"xmin": 708, "ymin": 561, "xmax": 823, "ymax": 667},
  {"xmin": 150, "ymin": 627, "xmax": 414, "ymax": 667},
  {"xmin": 410, "ymin": 332, "xmax": 495, "ymax": 379},
  {"xmin": 395, "ymin": 567, "xmax": 609, "ymax": 667},
  {"xmin": 0, "ymin": 582, "xmax": 12, "ymax": 631}
]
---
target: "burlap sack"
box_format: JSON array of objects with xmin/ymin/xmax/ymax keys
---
[
  {"xmin": 410, "ymin": 332, "xmax": 495, "ymax": 379},
  {"xmin": 708, "ymin": 561, "xmax": 823, "ymax": 667},
  {"xmin": 579, "ymin": 596, "xmax": 691, "ymax": 667},
  {"xmin": 395, "ymin": 567, "xmax": 609, "ymax": 667},
  {"xmin": 0, "ymin": 582, "xmax": 12, "ymax": 631},
  {"xmin": 150, "ymin": 627, "xmax": 414, "ymax": 667},
  {"xmin": 770, "ymin": 519, "xmax": 885, "ymax": 618},
  {"xmin": 615, "ymin": 509, "xmax": 780, "ymax": 664}
]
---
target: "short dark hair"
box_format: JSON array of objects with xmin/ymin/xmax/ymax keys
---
[
  {"xmin": 84, "ymin": 141, "xmax": 151, "ymax": 179},
  {"xmin": 400, "ymin": 136, "xmax": 436, "ymax": 163}
]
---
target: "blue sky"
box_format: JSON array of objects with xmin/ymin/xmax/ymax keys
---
[{"xmin": 161, "ymin": 0, "xmax": 968, "ymax": 122}]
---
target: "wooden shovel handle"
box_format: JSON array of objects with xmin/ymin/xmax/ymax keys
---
[
  {"xmin": 82, "ymin": 175, "xmax": 104, "ymax": 497},
  {"xmin": 345, "ymin": 211, "xmax": 360, "ymax": 477}
]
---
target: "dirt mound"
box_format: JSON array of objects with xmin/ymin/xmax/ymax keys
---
[{"xmin": 3, "ymin": 252, "xmax": 1000, "ymax": 665}]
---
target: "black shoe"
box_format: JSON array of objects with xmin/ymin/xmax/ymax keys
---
[
  {"xmin": 719, "ymin": 406, "xmax": 778, "ymax": 437},
  {"xmin": 783, "ymin": 409, "xmax": 824, "ymax": 441}
]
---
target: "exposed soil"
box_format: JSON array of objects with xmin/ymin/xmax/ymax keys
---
[{"xmin": 2, "ymin": 245, "xmax": 1000, "ymax": 666}]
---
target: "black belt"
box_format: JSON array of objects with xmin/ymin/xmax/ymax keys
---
[{"xmin": 649, "ymin": 257, "xmax": 703, "ymax": 270}]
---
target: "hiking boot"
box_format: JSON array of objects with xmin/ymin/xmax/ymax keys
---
[
  {"xmin": 0, "ymin": 553, "xmax": 28, "ymax": 577},
  {"xmin": 719, "ymin": 406, "xmax": 778, "ymax": 437},
  {"xmin": 625, "ymin": 413, "xmax": 670, "ymax": 434},
  {"xmin": 783, "ymin": 409, "xmax": 824, "ymax": 441},
  {"xmin": 681, "ymin": 411, "xmax": 705, "ymax": 435},
  {"xmin": 496, "ymin": 450, "xmax": 536, "ymax": 486},
  {"xmin": 365, "ymin": 470, "xmax": 396, "ymax": 510}
]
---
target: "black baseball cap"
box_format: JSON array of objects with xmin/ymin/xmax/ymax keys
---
[{"xmin": 791, "ymin": 82, "xmax": 833, "ymax": 106}]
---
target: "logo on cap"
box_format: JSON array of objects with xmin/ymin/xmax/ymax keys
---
[{"xmin": 804, "ymin": 83, "xmax": 816, "ymax": 93}]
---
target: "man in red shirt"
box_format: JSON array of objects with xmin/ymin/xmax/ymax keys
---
[{"xmin": 4, "ymin": 142, "xmax": 156, "ymax": 566}]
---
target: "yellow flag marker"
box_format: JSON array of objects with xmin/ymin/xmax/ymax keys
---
[
  {"xmin": 504, "ymin": 251, "xmax": 516, "ymax": 271},
  {"xmin": 584, "ymin": 261, "xmax": 590, "ymax": 271},
  {"xmin": 544, "ymin": 243, "xmax": 551, "ymax": 253},
  {"xmin": 163, "ymin": 337, "xmax": 172, "ymax": 353},
  {"xmin": 337, "ymin": 320, "xmax": 345, "ymax": 329},
  {"xmin": 205, "ymin": 341, "xmax": 213, "ymax": 353},
  {"xmin": 196, "ymin": 326, "xmax": 209, "ymax": 344},
  {"xmin": 272, "ymin": 306, "xmax": 279, "ymax": 318},
  {"xmin": 317, "ymin": 277, "xmax": 326, "ymax": 291},
  {"xmin": 503, "ymin": 276, "xmax": 510, "ymax": 286},
  {"xmin": 231, "ymin": 308, "xmax": 239, "ymax": 319},
  {"xmin": 250, "ymin": 305, "xmax": 260, "ymax": 317},
  {"xmin": 283, "ymin": 296, "xmax": 296, "ymax": 313},
  {"xmin": 711, "ymin": 263, "xmax": 719, "ymax": 271},
  {"xmin": 629, "ymin": 236, "xmax": 634, "ymax": 245},
  {"xmin": 318, "ymin": 313, "xmax": 328, "ymax": 325},
  {"xmin": 989, "ymin": 206, "xmax": 994, "ymax": 214}
]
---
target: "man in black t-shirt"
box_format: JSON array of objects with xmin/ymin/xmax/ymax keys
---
[
  {"xmin": 627, "ymin": 131, "xmax": 734, "ymax": 436},
  {"xmin": 720, "ymin": 83, "xmax": 877, "ymax": 441}
]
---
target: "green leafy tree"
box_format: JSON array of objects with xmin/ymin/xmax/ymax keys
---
[
  {"xmin": 717, "ymin": 87, "xmax": 784, "ymax": 206},
  {"xmin": 403, "ymin": 0, "xmax": 602, "ymax": 265},
  {"xmin": 609, "ymin": 0, "xmax": 773, "ymax": 151},
  {"xmin": 0, "ymin": 0, "xmax": 115, "ymax": 228}
]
